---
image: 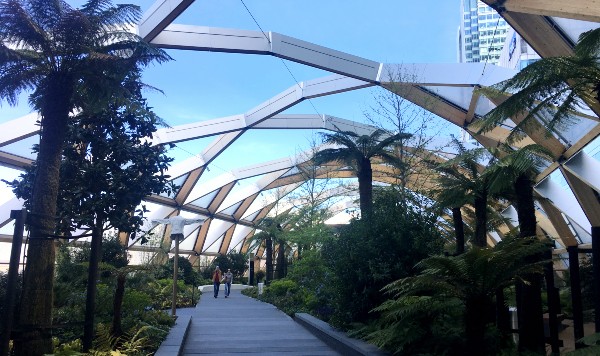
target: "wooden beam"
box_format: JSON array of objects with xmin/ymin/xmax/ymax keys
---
[
  {"xmin": 207, "ymin": 182, "xmax": 236, "ymax": 214},
  {"xmin": 484, "ymin": 0, "xmax": 600, "ymax": 23},
  {"xmin": 537, "ymin": 197, "xmax": 578, "ymax": 247},
  {"xmin": 174, "ymin": 167, "xmax": 205, "ymax": 205},
  {"xmin": 480, "ymin": 3, "xmax": 575, "ymax": 57},
  {"xmin": 219, "ymin": 225, "xmax": 235, "ymax": 255},
  {"xmin": 384, "ymin": 84, "xmax": 468, "ymax": 127},
  {"xmin": 193, "ymin": 218, "xmax": 212, "ymax": 253},
  {"xmin": 560, "ymin": 167, "xmax": 600, "ymax": 226}
]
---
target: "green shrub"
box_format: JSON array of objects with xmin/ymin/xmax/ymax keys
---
[
  {"xmin": 285, "ymin": 250, "xmax": 335, "ymax": 320},
  {"xmin": 264, "ymin": 279, "xmax": 298, "ymax": 296},
  {"xmin": 255, "ymin": 270, "xmax": 266, "ymax": 283},
  {"xmin": 241, "ymin": 286, "xmax": 258, "ymax": 298},
  {"xmin": 259, "ymin": 279, "xmax": 307, "ymax": 316},
  {"xmin": 322, "ymin": 188, "xmax": 445, "ymax": 328}
]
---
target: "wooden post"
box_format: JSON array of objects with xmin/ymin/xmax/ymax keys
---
[
  {"xmin": 172, "ymin": 236, "xmax": 179, "ymax": 317},
  {"xmin": 0, "ymin": 209, "xmax": 26, "ymax": 356},
  {"xmin": 544, "ymin": 249, "xmax": 560, "ymax": 354},
  {"xmin": 83, "ymin": 223, "xmax": 103, "ymax": 352},
  {"xmin": 568, "ymin": 246, "xmax": 584, "ymax": 346},
  {"xmin": 248, "ymin": 253, "xmax": 254, "ymax": 286},
  {"xmin": 593, "ymin": 226, "xmax": 600, "ymax": 333}
]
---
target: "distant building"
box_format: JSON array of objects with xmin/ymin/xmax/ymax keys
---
[
  {"xmin": 496, "ymin": 27, "xmax": 540, "ymax": 70},
  {"xmin": 458, "ymin": 0, "xmax": 510, "ymax": 65},
  {"xmin": 458, "ymin": 0, "xmax": 512, "ymax": 144}
]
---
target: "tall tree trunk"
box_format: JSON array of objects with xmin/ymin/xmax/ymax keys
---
[
  {"xmin": 515, "ymin": 175, "xmax": 536, "ymax": 237},
  {"xmin": 473, "ymin": 191, "xmax": 488, "ymax": 247},
  {"xmin": 111, "ymin": 273, "xmax": 126, "ymax": 339},
  {"xmin": 465, "ymin": 297, "xmax": 490, "ymax": 356},
  {"xmin": 452, "ymin": 207, "xmax": 465, "ymax": 255},
  {"xmin": 514, "ymin": 174, "xmax": 545, "ymax": 354},
  {"xmin": 83, "ymin": 221, "xmax": 104, "ymax": 352},
  {"xmin": 15, "ymin": 79, "xmax": 72, "ymax": 356},
  {"xmin": 357, "ymin": 159, "xmax": 373, "ymax": 219},
  {"xmin": 496, "ymin": 288, "xmax": 511, "ymax": 337},
  {"xmin": 276, "ymin": 241, "xmax": 285, "ymax": 279},
  {"xmin": 265, "ymin": 237, "xmax": 273, "ymax": 284}
]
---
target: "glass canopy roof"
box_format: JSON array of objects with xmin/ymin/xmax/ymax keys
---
[{"xmin": 1, "ymin": 0, "xmax": 600, "ymax": 267}]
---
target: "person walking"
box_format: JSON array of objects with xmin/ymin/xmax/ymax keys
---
[
  {"xmin": 212, "ymin": 266, "xmax": 222, "ymax": 298},
  {"xmin": 223, "ymin": 268, "xmax": 234, "ymax": 298}
]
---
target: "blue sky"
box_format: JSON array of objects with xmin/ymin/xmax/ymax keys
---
[
  {"xmin": 142, "ymin": 0, "xmax": 462, "ymax": 173},
  {"xmin": 0, "ymin": 0, "xmax": 462, "ymax": 200}
]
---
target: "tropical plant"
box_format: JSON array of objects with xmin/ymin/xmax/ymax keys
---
[
  {"xmin": 431, "ymin": 138, "xmax": 494, "ymax": 248},
  {"xmin": 226, "ymin": 252, "xmax": 249, "ymax": 281},
  {"xmin": 205, "ymin": 252, "xmax": 248, "ymax": 281},
  {"xmin": 475, "ymin": 28, "xmax": 600, "ymax": 143},
  {"xmin": 283, "ymin": 205, "xmax": 334, "ymax": 259},
  {"xmin": 8, "ymin": 70, "xmax": 175, "ymax": 351},
  {"xmin": 312, "ymin": 129, "xmax": 411, "ymax": 218},
  {"xmin": 0, "ymin": 1, "xmax": 170, "ymax": 353},
  {"xmin": 485, "ymin": 143, "xmax": 554, "ymax": 353},
  {"xmin": 51, "ymin": 238, "xmax": 178, "ymax": 354},
  {"xmin": 322, "ymin": 187, "xmax": 444, "ymax": 327},
  {"xmin": 368, "ymin": 236, "xmax": 550, "ymax": 355},
  {"xmin": 248, "ymin": 215, "xmax": 288, "ymax": 284},
  {"xmin": 258, "ymin": 279, "xmax": 306, "ymax": 316},
  {"xmin": 285, "ymin": 250, "xmax": 335, "ymax": 320},
  {"xmin": 0, "ymin": 271, "xmax": 22, "ymax": 334},
  {"xmin": 487, "ymin": 144, "xmax": 551, "ymax": 237},
  {"xmin": 157, "ymin": 256, "xmax": 199, "ymax": 286}
]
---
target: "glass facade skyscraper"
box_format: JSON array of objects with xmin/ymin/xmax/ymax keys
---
[{"xmin": 459, "ymin": 0, "xmax": 510, "ymax": 64}]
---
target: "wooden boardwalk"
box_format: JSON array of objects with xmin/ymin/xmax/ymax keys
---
[{"xmin": 180, "ymin": 288, "xmax": 341, "ymax": 355}]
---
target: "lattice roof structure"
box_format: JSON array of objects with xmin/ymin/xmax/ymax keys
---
[{"xmin": 1, "ymin": 0, "xmax": 600, "ymax": 266}]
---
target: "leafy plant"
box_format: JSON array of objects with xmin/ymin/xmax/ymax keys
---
[
  {"xmin": 255, "ymin": 270, "xmax": 266, "ymax": 283},
  {"xmin": 366, "ymin": 236, "xmax": 549, "ymax": 355},
  {"xmin": 259, "ymin": 279, "xmax": 307, "ymax": 316},
  {"xmin": 322, "ymin": 187, "xmax": 445, "ymax": 327},
  {"xmin": 241, "ymin": 286, "xmax": 258, "ymax": 298}
]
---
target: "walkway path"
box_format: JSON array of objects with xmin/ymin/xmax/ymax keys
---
[{"xmin": 181, "ymin": 288, "xmax": 340, "ymax": 355}]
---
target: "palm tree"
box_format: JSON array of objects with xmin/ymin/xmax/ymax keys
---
[
  {"xmin": 432, "ymin": 138, "xmax": 493, "ymax": 248},
  {"xmin": 0, "ymin": 1, "xmax": 170, "ymax": 353},
  {"xmin": 432, "ymin": 167, "xmax": 470, "ymax": 255},
  {"xmin": 475, "ymin": 28, "xmax": 600, "ymax": 354},
  {"xmin": 475, "ymin": 28, "xmax": 600, "ymax": 142},
  {"xmin": 371, "ymin": 237, "xmax": 549, "ymax": 355},
  {"xmin": 486, "ymin": 144, "xmax": 551, "ymax": 238},
  {"xmin": 486, "ymin": 144, "xmax": 554, "ymax": 353},
  {"xmin": 248, "ymin": 216, "xmax": 288, "ymax": 284},
  {"xmin": 312, "ymin": 129, "xmax": 411, "ymax": 218}
]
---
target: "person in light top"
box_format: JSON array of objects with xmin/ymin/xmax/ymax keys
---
[{"xmin": 223, "ymin": 268, "xmax": 233, "ymax": 298}]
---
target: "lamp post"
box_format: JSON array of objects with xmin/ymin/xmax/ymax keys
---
[{"xmin": 152, "ymin": 215, "xmax": 205, "ymax": 317}]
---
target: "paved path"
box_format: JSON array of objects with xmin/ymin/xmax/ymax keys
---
[{"xmin": 181, "ymin": 289, "xmax": 340, "ymax": 355}]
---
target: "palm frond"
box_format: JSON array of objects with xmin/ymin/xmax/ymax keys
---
[
  {"xmin": 575, "ymin": 28, "xmax": 600, "ymax": 58},
  {"xmin": 369, "ymin": 131, "xmax": 411, "ymax": 158},
  {"xmin": 475, "ymin": 45, "xmax": 600, "ymax": 141},
  {"xmin": 0, "ymin": 0, "xmax": 51, "ymax": 51}
]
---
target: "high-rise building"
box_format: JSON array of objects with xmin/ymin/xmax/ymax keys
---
[
  {"xmin": 496, "ymin": 27, "xmax": 540, "ymax": 70},
  {"xmin": 458, "ymin": 0, "xmax": 510, "ymax": 65}
]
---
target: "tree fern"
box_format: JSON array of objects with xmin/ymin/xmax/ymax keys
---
[
  {"xmin": 367, "ymin": 237, "xmax": 549, "ymax": 355},
  {"xmin": 474, "ymin": 28, "xmax": 600, "ymax": 143}
]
